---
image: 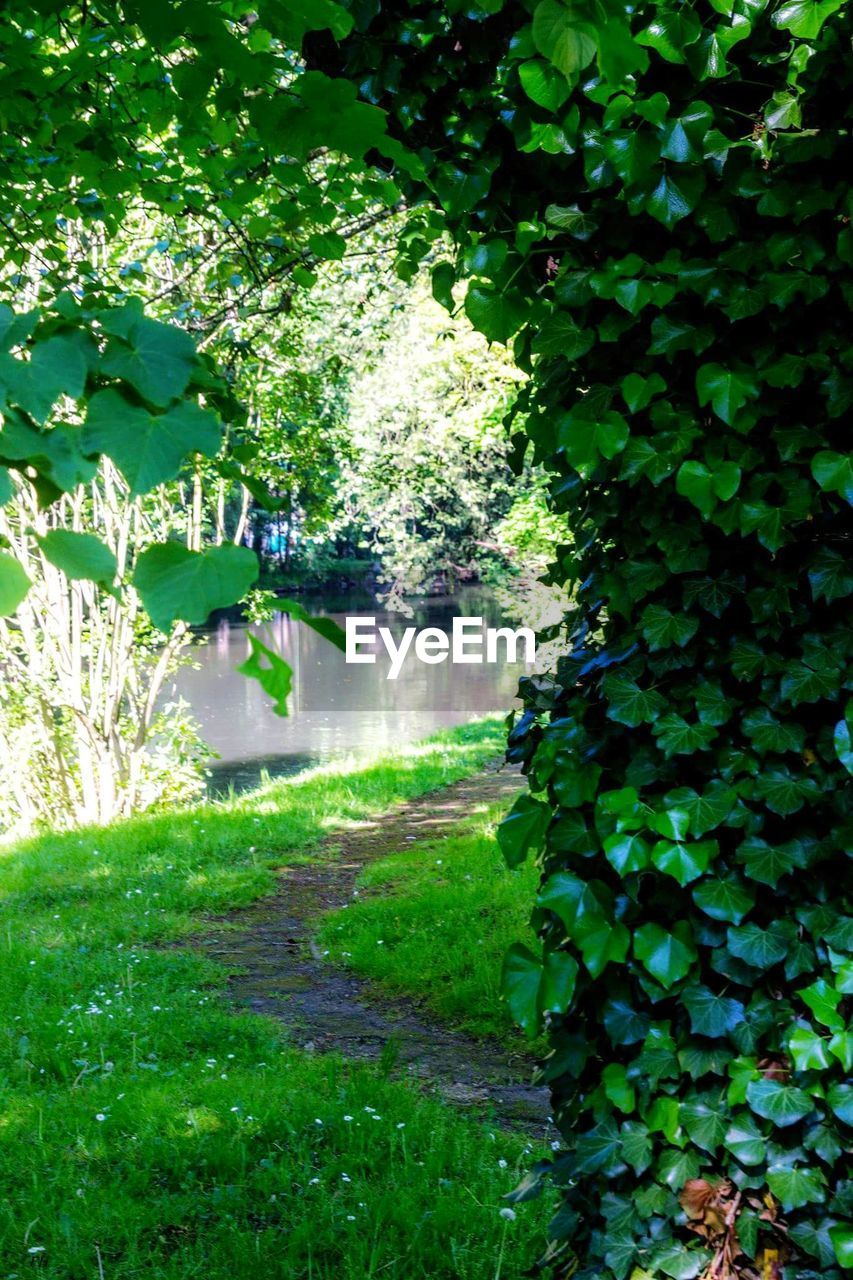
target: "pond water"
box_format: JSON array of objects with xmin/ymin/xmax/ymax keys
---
[{"xmin": 173, "ymin": 588, "xmax": 528, "ymax": 794}]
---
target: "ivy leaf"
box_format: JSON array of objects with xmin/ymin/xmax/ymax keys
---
[
  {"xmin": 498, "ymin": 793, "xmax": 550, "ymax": 868},
  {"xmin": 741, "ymin": 707, "xmax": 805, "ymax": 754},
  {"xmin": 696, "ymin": 364, "xmax": 758, "ymax": 425},
  {"xmin": 502, "ymin": 943, "xmax": 578, "ymax": 1038},
  {"xmin": 532, "ymin": 0, "xmax": 596, "ymax": 76},
  {"xmin": 737, "ymin": 837, "xmax": 797, "ymax": 887},
  {"xmin": 680, "ymin": 1094, "xmax": 728, "ymax": 1152},
  {"xmin": 518, "ymin": 59, "xmax": 573, "ymax": 112},
  {"xmin": 653, "ymin": 714, "xmax": 717, "ymax": 756},
  {"xmin": 544, "ymin": 203, "xmax": 598, "ymax": 239},
  {"xmin": 559, "ymin": 409, "xmax": 629, "ymax": 473},
  {"xmin": 788, "ymin": 1026, "xmax": 832, "ymax": 1071},
  {"xmin": 641, "ymin": 603, "xmax": 698, "ymax": 650},
  {"xmin": 829, "ymin": 1224, "xmax": 853, "ymax": 1269},
  {"xmin": 746, "ymin": 1078, "xmax": 814, "ymax": 1127},
  {"xmin": 238, "ymin": 632, "xmax": 294, "ymax": 717},
  {"xmin": 0, "ymin": 550, "xmax": 31, "ymax": 615},
  {"xmin": 771, "ymin": 0, "xmax": 844, "ymax": 38},
  {"xmin": 766, "ymin": 1164, "xmax": 827, "ymax": 1209},
  {"xmin": 827, "ymin": 1082, "xmax": 853, "ymax": 1125},
  {"xmin": 726, "ymin": 922, "xmax": 790, "ymax": 969},
  {"xmin": 811, "ymin": 450, "xmax": 853, "ymax": 503},
  {"xmin": 692, "ymin": 877, "xmax": 755, "ymax": 925},
  {"xmin": 603, "ymin": 1062, "xmax": 636, "ymax": 1113},
  {"xmin": 604, "ymin": 832, "xmax": 652, "ymax": 876},
  {"xmin": 602, "ymin": 672, "xmax": 666, "ymax": 726},
  {"xmin": 645, "ymin": 172, "xmax": 704, "ymax": 229},
  {"xmin": 664, "ymin": 783, "xmax": 736, "ymax": 837},
  {"xmin": 38, "ymin": 529, "xmax": 117, "ymax": 587},
  {"xmin": 724, "ymin": 1113, "xmax": 767, "ymax": 1165},
  {"xmin": 683, "ymin": 986, "xmax": 745, "ymax": 1038},
  {"xmin": 636, "ymin": 9, "xmax": 702, "ymax": 62},
  {"xmin": 652, "ymin": 837, "xmax": 716, "ymax": 885},
  {"xmin": 132, "ymin": 543, "xmax": 258, "ymax": 632},
  {"xmin": 634, "ymin": 921, "xmax": 697, "ymax": 987},
  {"xmin": 464, "ymin": 284, "xmax": 528, "ymax": 344},
  {"xmin": 501, "ymin": 943, "xmax": 543, "ymax": 1038},
  {"xmin": 532, "ymin": 314, "xmax": 595, "ymax": 360},
  {"xmin": 83, "ymin": 390, "xmax": 222, "ymax": 496}
]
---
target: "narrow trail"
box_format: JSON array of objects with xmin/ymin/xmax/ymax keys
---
[{"xmin": 195, "ymin": 765, "xmax": 551, "ymax": 1136}]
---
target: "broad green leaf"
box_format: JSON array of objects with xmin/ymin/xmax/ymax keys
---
[
  {"xmin": 652, "ymin": 837, "xmax": 716, "ymax": 885},
  {"xmin": 788, "ymin": 1026, "xmax": 831, "ymax": 1071},
  {"xmin": 679, "ymin": 1094, "xmax": 727, "ymax": 1152},
  {"xmin": 237, "ymin": 632, "xmax": 294, "ymax": 717},
  {"xmin": 544, "ymin": 203, "xmax": 598, "ymax": 239},
  {"xmin": 746, "ymin": 1078, "xmax": 814, "ymax": 1127},
  {"xmin": 811, "ymin": 450, "xmax": 853, "ymax": 503},
  {"xmin": 0, "ymin": 550, "xmax": 30, "ymax": 615},
  {"xmin": 827, "ymin": 1082, "xmax": 853, "ymax": 1125},
  {"xmin": 83, "ymin": 390, "xmax": 222, "ymax": 496},
  {"xmin": 532, "ymin": 0, "xmax": 596, "ymax": 76},
  {"xmin": 101, "ymin": 306, "xmax": 199, "ymax": 407},
  {"xmin": 603, "ymin": 1062, "xmax": 636, "ymax": 1113},
  {"xmin": 498, "ymin": 793, "xmax": 550, "ymax": 867},
  {"xmin": 0, "ymin": 333, "xmax": 89, "ymax": 425},
  {"xmin": 518, "ymin": 59, "xmax": 573, "ymax": 112},
  {"xmin": 799, "ymin": 980, "xmax": 844, "ymax": 1030},
  {"xmin": 766, "ymin": 1164, "xmax": 826, "ymax": 1209},
  {"xmin": 695, "ymin": 363, "xmax": 758, "ymax": 425},
  {"xmin": 726, "ymin": 922, "xmax": 790, "ymax": 970},
  {"xmin": 737, "ymin": 837, "xmax": 797, "ymax": 887},
  {"xmin": 603, "ymin": 831, "xmax": 651, "ymax": 876},
  {"xmin": 634, "ymin": 921, "xmax": 697, "ymax": 987},
  {"xmin": 645, "ymin": 172, "xmax": 704, "ymax": 229},
  {"xmin": 772, "ymin": 0, "xmax": 844, "ymax": 38},
  {"xmin": 829, "ymin": 1224, "xmax": 853, "ymax": 1269},
  {"xmin": 133, "ymin": 543, "xmax": 258, "ymax": 632},
  {"xmin": 641, "ymin": 603, "xmax": 698, "ymax": 650},
  {"xmin": 683, "ymin": 985, "xmax": 745, "ymax": 1038},
  {"xmin": 502, "ymin": 942, "xmax": 578, "ymax": 1037},
  {"xmin": 38, "ymin": 530, "xmax": 117, "ymax": 586},
  {"xmin": 663, "ymin": 783, "xmax": 736, "ymax": 836},
  {"xmin": 636, "ymin": 9, "xmax": 702, "ymax": 62},
  {"xmin": 652, "ymin": 714, "xmax": 717, "ymax": 756},
  {"xmin": 692, "ymin": 877, "xmax": 755, "ymax": 925},
  {"xmin": 501, "ymin": 943, "xmax": 542, "ymax": 1037},
  {"xmin": 464, "ymin": 284, "xmax": 528, "ymax": 344},
  {"xmin": 602, "ymin": 672, "xmax": 666, "ymax": 726},
  {"xmin": 532, "ymin": 314, "xmax": 595, "ymax": 360},
  {"xmin": 724, "ymin": 1113, "xmax": 766, "ymax": 1165},
  {"xmin": 559, "ymin": 409, "xmax": 629, "ymax": 473}
]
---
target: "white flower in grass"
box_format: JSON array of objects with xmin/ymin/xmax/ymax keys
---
[
  {"xmin": 95, "ymin": 1113, "xmax": 106, "ymax": 1122},
  {"xmin": 499, "ymin": 1208, "xmax": 516, "ymax": 1221}
]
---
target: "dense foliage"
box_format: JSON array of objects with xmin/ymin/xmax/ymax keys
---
[
  {"xmin": 3, "ymin": 1, "xmax": 851, "ymax": 1275},
  {"xmin": 317, "ymin": 2, "xmax": 853, "ymax": 1278}
]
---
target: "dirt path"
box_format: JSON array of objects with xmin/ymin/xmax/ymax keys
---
[{"xmin": 195, "ymin": 764, "xmax": 551, "ymax": 1135}]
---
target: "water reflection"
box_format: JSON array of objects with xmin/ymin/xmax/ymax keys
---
[{"xmin": 172, "ymin": 588, "xmax": 528, "ymax": 794}]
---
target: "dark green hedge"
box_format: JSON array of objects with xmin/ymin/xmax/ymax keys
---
[{"xmin": 325, "ymin": 1, "xmax": 853, "ymax": 1275}]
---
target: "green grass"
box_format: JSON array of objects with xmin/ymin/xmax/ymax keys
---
[
  {"xmin": 0, "ymin": 719, "xmax": 551, "ymax": 1279},
  {"xmin": 317, "ymin": 798, "xmax": 541, "ymax": 1044}
]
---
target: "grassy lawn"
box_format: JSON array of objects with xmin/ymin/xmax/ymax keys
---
[
  {"xmin": 0, "ymin": 720, "xmax": 551, "ymax": 1279},
  {"xmin": 317, "ymin": 797, "xmax": 541, "ymax": 1045}
]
